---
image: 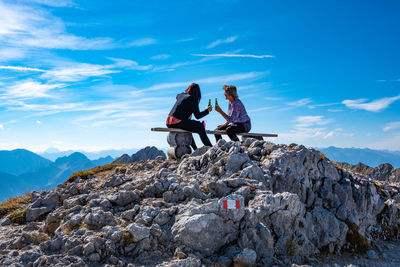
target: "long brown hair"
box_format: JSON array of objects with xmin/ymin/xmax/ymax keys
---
[{"xmin": 186, "ymin": 83, "xmax": 201, "ymax": 103}]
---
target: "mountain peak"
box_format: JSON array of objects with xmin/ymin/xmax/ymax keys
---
[{"xmin": 0, "ymin": 140, "xmax": 399, "ymax": 266}]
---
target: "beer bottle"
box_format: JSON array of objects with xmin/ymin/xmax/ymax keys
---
[
  {"xmin": 208, "ymin": 99, "xmax": 212, "ymax": 108},
  {"xmin": 215, "ymin": 98, "xmax": 219, "ymax": 107}
]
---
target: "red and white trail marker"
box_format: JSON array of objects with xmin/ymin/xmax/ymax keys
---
[{"xmin": 222, "ymin": 199, "xmax": 241, "ymax": 210}]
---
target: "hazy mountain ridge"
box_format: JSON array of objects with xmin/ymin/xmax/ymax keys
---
[
  {"xmin": 0, "ymin": 149, "xmax": 53, "ymax": 176},
  {"xmin": 0, "ymin": 147, "xmax": 165, "ymax": 202},
  {"xmin": 317, "ymin": 146, "xmax": 400, "ymax": 168},
  {"xmin": 0, "ymin": 150, "xmax": 114, "ymax": 202},
  {"xmin": 39, "ymin": 148, "xmax": 140, "ymax": 161}
]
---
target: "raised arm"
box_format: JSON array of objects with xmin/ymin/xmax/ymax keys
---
[{"xmin": 215, "ymin": 105, "xmax": 228, "ymax": 121}]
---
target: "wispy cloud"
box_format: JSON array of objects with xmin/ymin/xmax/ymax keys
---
[
  {"xmin": 264, "ymin": 97, "xmax": 282, "ymax": 101},
  {"xmin": 248, "ymin": 106, "xmax": 277, "ymax": 112},
  {"xmin": 206, "ymin": 36, "xmax": 238, "ymax": 48},
  {"xmin": 287, "ymin": 98, "xmax": 312, "ymax": 107},
  {"xmin": 295, "ymin": 115, "xmax": 332, "ymax": 128},
  {"xmin": 192, "ymin": 53, "xmax": 274, "ymax": 59},
  {"xmin": 368, "ymin": 135, "xmax": 400, "ymax": 151},
  {"xmin": 107, "ymin": 57, "xmax": 152, "ymax": 70},
  {"xmin": 40, "ymin": 58, "xmax": 151, "ymax": 82},
  {"xmin": 0, "ymin": 124, "xmax": 3, "ymax": 129},
  {"xmin": 136, "ymin": 71, "xmax": 268, "ymax": 93},
  {"xmin": 177, "ymin": 37, "xmax": 195, "ymax": 43},
  {"xmin": 150, "ymin": 54, "xmax": 170, "ymax": 60},
  {"xmin": 383, "ymin": 121, "xmax": 400, "ymax": 132},
  {"xmin": 308, "ymin": 102, "xmax": 340, "ymax": 109},
  {"xmin": 0, "ymin": 48, "xmax": 27, "ymax": 61},
  {"xmin": 127, "ymin": 38, "xmax": 157, "ymax": 47},
  {"xmin": 342, "ymin": 94, "xmax": 400, "ymax": 112},
  {"xmin": 26, "ymin": 0, "xmax": 77, "ymax": 8},
  {"xmin": 2, "ymin": 80, "xmax": 65, "ymax": 99},
  {"xmin": 0, "ymin": 66, "xmax": 45, "ymax": 72},
  {"xmin": 41, "ymin": 63, "xmax": 119, "ymax": 82},
  {"xmin": 0, "ymin": 1, "xmax": 114, "ymax": 50}
]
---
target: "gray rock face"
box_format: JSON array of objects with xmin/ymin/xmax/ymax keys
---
[
  {"xmin": 127, "ymin": 223, "xmax": 150, "ymax": 242},
  {"xmin": 233, "ymin": 248, "xmax": 257, "ymax": 267},
  {"xmin": 172, "ymin": 212, "xmax": 235, "ymax": 256},
  {"xmin": 114, "ymin": 146, "xmax": 166, "ymax": 163},
  {"xmin": 1, "ymin": 141, "xmax": 399, "ymax": 267},
  {"xmin": 107, "ymin": 190, "xmax": 140, "ymax": 206},
  {"xmin": 84, "ymin": 210, "xmax": 116, "ymax": 230},
  {"xmin": 225, "ymin": 152, "xmax": 250, "ymax": 173}
]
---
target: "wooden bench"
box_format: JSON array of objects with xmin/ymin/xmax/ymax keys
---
[{"xmin": 151, "ymin": 127, "xmax": 278, "ymax": 159}]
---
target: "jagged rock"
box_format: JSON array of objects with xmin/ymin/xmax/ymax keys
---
[
  {"xmin": 158, "ymin": 257, "xmax": 201, "ymax": 267},
  {"xmin": 114, "ymin": 146, "xmax": 166, "ymax": 164},
  {"xmin": 84, "ymin": 210, "xmax": 116, "ymax": 229},
  {"xmin": 172, "ymin": 208, "xmax": 237, "ymax": 256},
  {"xmin": 225, "ymin": 152, "xmax": 250, "ymax": 173},
  {"xmin": 127, "ymin": 223, "xmax": 150, "ymax": 242},
  {"xmin": 107, "ymin": 190, "xmax": 140, "ymax": 206},
  {"xmin": 1, "ymin": 141, "xmax": 400, "ymax": 266},
  {"xmin": 233, "ymin": 248, "xmax": 257, "ymax": 267}
]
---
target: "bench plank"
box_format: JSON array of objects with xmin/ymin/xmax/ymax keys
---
[{"xmin": 151, "ymin": 127, "xmax": 278, "ymax": 137}]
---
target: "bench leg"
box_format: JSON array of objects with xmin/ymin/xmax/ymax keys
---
[{"xmin": 167, "ymin": 132, "xmax": 192, "ymax": 159}]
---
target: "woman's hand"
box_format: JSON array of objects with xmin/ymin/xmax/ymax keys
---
[
  {"xmin": 215, "ymin": 105, "xmax": 222, "ymax": 113},
  {"xmin": 217, "ymin": 122, "xmax": 229, "ymax": 129},
  {"xmin": 207, "ymin": 106, "xmax": 213, "ymax": 112}
]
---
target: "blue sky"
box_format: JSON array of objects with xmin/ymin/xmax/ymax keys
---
[{"xmin": 0, "ymin": 0, "xmax": 399, "ymax": 152}]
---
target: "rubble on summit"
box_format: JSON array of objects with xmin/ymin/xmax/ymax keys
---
[{"xmin": 0, "ymin": 139, "xmax": 399, "ymax": 266}]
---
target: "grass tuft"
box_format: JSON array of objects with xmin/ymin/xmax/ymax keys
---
[
  {"xmin": 0, "ymin": 192, "xmax": 31, "ymax": 219},
  {"xmin": 65, "ymin": 163, "xmax": 124, "ymax": 184},
  {"xmin": 10, "ymin": 209, "xmax": 27, "ymax": 224},
  {"xmin": 122, "ymin": 231, "xmax": 134, "ymax": 246}
]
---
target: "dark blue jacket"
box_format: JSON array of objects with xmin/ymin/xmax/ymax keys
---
[{"xmin": 168, "ymin": 93, "xmax": 209, "ymax": 120}]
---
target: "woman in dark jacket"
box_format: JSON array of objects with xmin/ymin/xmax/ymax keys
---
[{"xmin": 166, "ymin": 83, "xmax": 212, "ymax": 150}]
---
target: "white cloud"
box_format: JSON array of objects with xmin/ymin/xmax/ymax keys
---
[
  {"xmin": 26, "ymin": 0, "xmax": 77, "ymax": 7},
  {"xmin": 324, "ymin": 131, "xmax": 334, "ymax": 139},
  {"xmin": 41, "ymin": 63, "xmax": 119, "ymax": 82},
  {"xmin": 192, "ymin": 53, "xmax": 274, "ymax": 59},
  {"xmin": 206, "ymin": 36, "xmax": 238, "ymax": 48},
  {"xmin": 3, "ymin": 80, "xmax": 65, "ymax": 99},
  {"xmin": 150, "ymin": 54, "xmax": 170, "ymax": 60},
  {"xmin": 107, "ymin": 57, "xmax": 152, "ymax": 70},
  {"xmin": 342, "ymin": 95, "xmax": 400, "ymax": 112},
  {"xmin": 0, "ymin": 1, "xmax": 114, "ymax": 50},
  {"xmin": 0, "ymin": 124, "xmax": 3, "ymax": 129},
  {"xmin": 368, "ymin": 135, "xmax": 400, "ymax": 151},
  {"xmin": 36, "ymin": 120, "xmax": 41, "ymax": 124},
  {"xmin": 383, "ymin": 121, "xmax": 400, "ymax": 132},
  {"xmin": 177, "ymin": 37, "xmax": 195, "ymax": 43},
  {"xmin": 287, "ymin": 98, "xmax": 312, "ymax": 107},
  {"xmin": 264, "ymin": 97, "xmax": 282, "ymax": 101},
  {"xmin": 0, "ymin": 48, "xmax": 26, "ymax": 61},
  {"xmin": 295, "ymin": 116, "xmax": 331, "ymax": 128},
  {"xmin": 136, "ymin": 71, "xmax": 268, "ymax": 93},
  {"xmin": 0, "ymin": 65, "xmax": 45, "ymax": 72},
  {"xmin": 127, "ymin": 38, "xmax": 157, "ymax": 47}
]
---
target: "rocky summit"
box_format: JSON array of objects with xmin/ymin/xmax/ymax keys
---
[{"xmin": 0, "ymin": 139, "xmax": 400, "ymax": 266}]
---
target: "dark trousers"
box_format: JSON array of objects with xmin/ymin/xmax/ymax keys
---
[
  {"xmin": 215, "ymin": 123, "xmax": 246, "ymax": 142},
  {"xmin": 168, "ymin": 120, "xmax": 212, "ymax": 150}
]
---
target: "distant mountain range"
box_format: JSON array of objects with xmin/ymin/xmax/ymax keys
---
[
  {"xmin": 0, "ymin": 146, "xmax": 166, "ymax": 202},
  {"xmin": 0, "ymin": 149, "xmax": 115, "ymax": 202},
  {"xmin": 317, "ymin": 147, "xmax": 400, "ymax": 168},
  {"xmin": 38, "ymin": 148, "xmax": 139, "ymax": 161},
  {"xmin": 1, "ymin": 145, "xmax": 396, "ymax": 202}
]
